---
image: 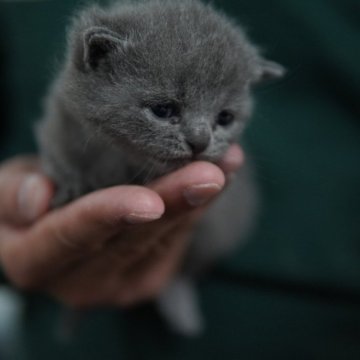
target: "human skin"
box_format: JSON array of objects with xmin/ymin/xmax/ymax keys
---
[{"xmin": 0, "ymin": 145, "xmax": 243, "ymax": 307}]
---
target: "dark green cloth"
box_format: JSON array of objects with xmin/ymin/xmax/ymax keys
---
[{"xmin": 0, "ymin": 0, "xmax": 359, "ymax": 359}]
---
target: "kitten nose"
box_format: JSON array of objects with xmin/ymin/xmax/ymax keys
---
[{"xmin": 186, "ymin": 131, "xmax": 210, "ymax": 155}]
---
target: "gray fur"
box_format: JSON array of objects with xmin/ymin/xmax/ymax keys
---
[{"xmin": 36, "ymin": 0, "xmax": 284, "ymax": 335}]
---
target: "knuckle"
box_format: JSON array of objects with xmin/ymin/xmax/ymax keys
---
[
  {"xmin": 0, "ymin": 246, "xmax": 40, "ymax": 290},
  {"xmin": 116, "ymin": 294, "xmax": 133, "ymax": 307},
  {"xmin": 142, "ymin": 274, "xmax": 169, "ymax": 301},
  {"xmin": 115, "ymin": 279, "xmax": 167, "ymax": 306},
  {"xmin": 53, "ymin": 289, "xmax": 110, "ymax": 309},
  {"xmin": 52, "ymin": 224, "xmax": 85, "ymax": 254},
  {"xmin": 57, "ymin": 293, "xmax": 91, "ymax": 309},
  {"xmin": 6, "ymin": 266, "xmax": 39, "ymax": 290}
]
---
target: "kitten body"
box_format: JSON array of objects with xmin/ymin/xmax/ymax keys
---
[{"xmin": 36, "ymin": 0, "xmax": 283, "ymax": 335}]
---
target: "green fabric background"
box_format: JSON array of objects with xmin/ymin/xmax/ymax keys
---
[{"xmin": 0, "ymin": 0, "xmax": 359, "ymax": 359}]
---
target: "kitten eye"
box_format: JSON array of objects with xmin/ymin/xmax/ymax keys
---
[
  {"xmin": 150, "ymin": 103, "xmax": 179, "ymax": 119},
  {"xmin": 217, "ymin": 110, "xmax": 234, "ymax": 127}
]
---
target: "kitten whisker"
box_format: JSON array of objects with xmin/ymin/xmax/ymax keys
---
[
  {"xmin": 127, "ymin": 160, "xmax": 153, "ymax": 185},
  {"xmin": 82, "ymin": 122, "xmax": 102, "ymax": 153},
  {"xmin": 142, "ymin": 162, "xmax": 157, "ymax": 185}
]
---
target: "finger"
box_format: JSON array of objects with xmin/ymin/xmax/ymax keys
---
[
  {"xmin": 0, "ymin": 186, "xmax": 164, "ymax": 288},
  {"xmin": 216, "ymin": 144, "xmax": 245, "ymax": 176},
  {"xmin": 116, "ymin": 222, "xmax": 193, "ymax": 305},
  {"xmin": 149, "ymin": 161, "xmax": 226, "ymax": 216},
  {"xmin": 0, "ymin": 156, "xmax": 54, "ymax": 225},
  {"xmin": 47, "ymin": 220, "xmax": 192, "ymax": 308}
]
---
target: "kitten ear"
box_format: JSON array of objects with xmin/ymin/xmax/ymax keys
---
[
  {"xmin": 83, "ymin": 27, "xmax": 126, "ymax": 71},
  {"xmin": 253, "ymin": 58, "xmax": 286, "ymax": 84}
]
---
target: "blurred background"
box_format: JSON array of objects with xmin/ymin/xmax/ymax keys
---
[{"xmin": 0, "ymin": 0, "xmax": 359, "ymax": 359}]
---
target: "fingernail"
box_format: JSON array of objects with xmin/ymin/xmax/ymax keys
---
[
  {"xmin": 183, "ymin": 183, "xmax": 222, "ymax": 207},
  {"xmin": 123, "ymin": 212, "xmax": 162, "ymax": 225},
  {"xmin": 18, "ymin": 174, "xmax": 48, "ymax": 221}
]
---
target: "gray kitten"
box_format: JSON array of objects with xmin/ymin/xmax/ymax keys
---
[{"xmin": 36, "ymin": 0, "xmax": 284, "ymax": 336}]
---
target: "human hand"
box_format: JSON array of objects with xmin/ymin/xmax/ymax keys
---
[{"xmin": 0, "ymin": 145, "xmax": 243, "ymax": 307}]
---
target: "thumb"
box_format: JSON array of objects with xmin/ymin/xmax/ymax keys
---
[{"xmin": 0, "ymin": 157, "xmax": 53, "ymax": 225}]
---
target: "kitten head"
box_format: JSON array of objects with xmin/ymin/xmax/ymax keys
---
[{"xmin": 62, "ymin": 0, "xmax": 284, "ymax": 173}]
